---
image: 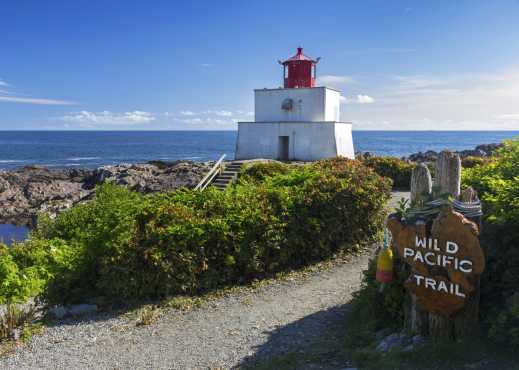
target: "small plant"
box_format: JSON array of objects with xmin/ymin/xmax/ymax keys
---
[
  {"xmin": 136, "ymin": 305, "xmax": 160, "ymax": 326},
  {"xmin": 394, "ymin": 197, "xmax": 410, "ymax": 219},
  {"xmin": 0, "ymin": 303, "xmax": 36, "ymax": 341}
]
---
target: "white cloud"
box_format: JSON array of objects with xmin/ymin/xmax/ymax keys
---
[
  {"xmin": 0, "ymin": 95, "xmax": 77, "ymax": 105},
  {"xmin": 343, "ymin": 70, "xmax": 519, "ymax": 130},
  {"xmin": 0, "ymin": 79, "xmax": 76, "ymax": 105},
  {"xmin": 341, "ymin": 94, "xmax": 375, "ymax": 104},
  {"xmin": 213, "ymin": 110, "xmax": 233, "ymax": 117},
  {"xmin": 167, "ymin": 109, "xmax": 252, "ymax": 129},
  {"xmin": 200, "ymin": 63, "xmax": 213, "ymax": 68},
  {"xmin": 318, "ymin": 75, "xmax": 355, "ymax": 87},
  {"xmin": 61, "ymin": 111, "xmax": 155, "ymax": 126},
  {"xmin": 497, "ymin": 114, "xmax": 519, "ymax": 120},
  {"xmin": 357, "ymin": 94, "xmax": 375, "ymax": 104},
  {"xmin": 179, "ymin": 110, "xmax": 233, "ymax": 117}
]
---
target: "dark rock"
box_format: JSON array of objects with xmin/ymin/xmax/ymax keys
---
[
  {"xmin": 475, "ymin": 143, "xmax": 502, "ymax": 156},
  {"xmin": 0, "ymin": 161, "xmax": 211, "ymax": 227},
  {"xmin": 407, "ymin": 142, "xmax": 504, "ymax": 162}
]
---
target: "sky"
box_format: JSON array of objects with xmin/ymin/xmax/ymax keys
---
[{"xmin": 1, "ymin": 0, "xmax": 519, "ymax": 131}]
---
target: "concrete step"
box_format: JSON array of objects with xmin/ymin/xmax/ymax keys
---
[{"xmin": 213, "ymin": 179, "xmax": 230, "ymax": 185}]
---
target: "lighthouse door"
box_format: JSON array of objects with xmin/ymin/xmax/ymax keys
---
[{"xmin": 278, "ymin": 136, "xmax": 289, "ymax": 161}]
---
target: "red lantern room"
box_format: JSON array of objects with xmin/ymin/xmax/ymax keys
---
[{"xmin": 279, "ymin": 47, "xmax": 320, "ymax": 88}]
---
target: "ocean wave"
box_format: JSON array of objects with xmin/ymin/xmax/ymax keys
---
[
  {"xmin": 66, "ymin": 157, "xmax": 101, "ymax": 161},
  {"xmin": 0, "ymin": 160, "xmax": 27, "ymax": 163}
]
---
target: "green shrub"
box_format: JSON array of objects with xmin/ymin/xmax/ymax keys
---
[
  {"xmin": 239, "ymin": 161, "xmax": 290, "ymax": 183},
  {"xmin": 1, "ymin": 158, "xmax": 391, "ymax": 305},
  {"xmin": 461, "ymin": 156, "xmax": 488, "ymax": 169},
  {"xmin": 463, "ymin": 138, "xmax": 519, "ymax": 349},
  {"xmin": 362, "ymin": 156, "xmax": 413, "ymax": 189}
]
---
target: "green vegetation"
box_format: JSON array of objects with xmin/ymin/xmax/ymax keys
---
[
  {"xmin": 306, "ymin": 139, "xmax": 519, "ymax": 368},
  {"xmin": 362, "ymin": 156, "xmax": 414, "ymax": 189},
  {"xmin": 462, "ymin": 138, "xmax": 519, "ymax": 350},
  {"xmin": 461, "ymin": 155, "xmax": 489, "ymax": 168},
  {"xmin": 0, "ymin": 158, "xmax": 391, "ymax": 307}
]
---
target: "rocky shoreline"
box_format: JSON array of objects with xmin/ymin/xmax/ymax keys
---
[
  {"xmin": 0, "ymin": 161, "xmax": 211, "ymax": 227},
  {"xmin": 357, "ymin": 142, "xmax": 503, "ymax": 162},
  {"xmin": 0, "ymin": 142, "xmax": 502, "ymax": 228}
]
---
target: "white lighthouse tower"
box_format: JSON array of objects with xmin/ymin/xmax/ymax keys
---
[{"xmin": 235, "ymin": 47, "xmax": 355, "ymax": 161}]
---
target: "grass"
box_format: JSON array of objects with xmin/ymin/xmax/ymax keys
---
[
  {"xmin": 0, "ymin": 304, "xmax": 37, "ymax": 341},
  {"xmin": 0, "ymin": 303, "xmax": 44, "ymax": 358}
]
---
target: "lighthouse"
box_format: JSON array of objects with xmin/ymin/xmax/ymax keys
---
[{"xmin": 235, "ymin": 47, "xmax": 355, "ymax": 161}]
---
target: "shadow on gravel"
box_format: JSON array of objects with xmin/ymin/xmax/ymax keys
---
[{"xmin": 238, "ymin": 303, "xmax": 353, "ymax": 370}]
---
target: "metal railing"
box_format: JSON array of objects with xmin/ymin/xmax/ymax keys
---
[{"xmin": 194, "ymin": 154, "xmax": 226, "ymax": 191}]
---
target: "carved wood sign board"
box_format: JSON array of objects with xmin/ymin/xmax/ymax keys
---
[{"xmin": 387, "ymin": 207, "xmax": 485, "ymax": 317}]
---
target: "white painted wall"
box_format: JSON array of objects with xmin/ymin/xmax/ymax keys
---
[
  {"xmin": 325, "ymin": 88, "xmax": 341, "ymax": 122},
  {"xmin": 235, "ymin": 122, "xmax": 354, "ymax": 161},
  {"xmin": 254, "ymin": 87, "xmax": 341, "ymax": 122}
]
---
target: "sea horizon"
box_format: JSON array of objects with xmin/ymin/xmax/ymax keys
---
[{"xmin": 0, "ymin": 130, "xmax": 517, "ymax": 171}]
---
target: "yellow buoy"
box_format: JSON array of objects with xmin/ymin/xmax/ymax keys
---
[{"xmin": 376, "ymin": 247, "xmax": 394, "ymax": 284}]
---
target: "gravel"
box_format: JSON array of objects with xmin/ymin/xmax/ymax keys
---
[{"xmin": 0, "ymin": 252, "xmax": 371, "ymax": 370}]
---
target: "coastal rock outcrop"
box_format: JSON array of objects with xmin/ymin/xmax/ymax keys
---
[
  {"xmin": 407, "ymin": 143, "xmax": 502, "ymax": 162},
  {"xmin": 0, "ymin": 161, "xmax": 211, "ymax": 226}
]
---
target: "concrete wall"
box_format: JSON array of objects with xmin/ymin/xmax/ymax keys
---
[
  {"xmin": 325, "ymin": 88, "xmax": 341, "ymax": 122},
  {"xmin": 235, "ymin": 122, "xmax": 354, "ymax": 161},
  {"xmin": 254, "ymin": 87, "xmax": 341, "ymax": 122}
]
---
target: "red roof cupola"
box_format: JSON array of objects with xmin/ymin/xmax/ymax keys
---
[{"xmin": 279, "ymin": 47, "xmax": 320, "ymax": 88}]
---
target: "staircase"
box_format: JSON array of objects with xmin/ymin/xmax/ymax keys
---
[{"xmin": 211, "ymin": 161, "xmax": 245, "ymax": 191}]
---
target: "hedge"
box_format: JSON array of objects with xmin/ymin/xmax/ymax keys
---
[
  {"xmin": 362, "ymin": 156, "xmax": 413, "ymax": 190},
  {"xmin": 0, "ymin": 158, "xmax": 391, "ymax": 304}
]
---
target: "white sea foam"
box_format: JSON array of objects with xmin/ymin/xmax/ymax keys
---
[
  {"xmin": 66, "ymin": 157, "xmax": 101, "ymax": 161},
  {"xmin": 0, "ymin": 160, "xmax": 26, "ymax": 163}
]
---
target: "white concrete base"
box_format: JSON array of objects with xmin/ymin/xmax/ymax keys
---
[{"xmin": 235, "ymin": 121, "xmax": 354, "ymax": 161}]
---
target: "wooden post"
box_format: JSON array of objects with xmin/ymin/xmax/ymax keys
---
[
  {"xmin": 387, "ymin": 152, "xmax": 484, "ymax": 340},
  {"xmin": 436, "ymin": 151, "xmax": 461, "ymax": 198},
  {"xmin": 410, "ymin": 163, "xmax": 432, "ymax": 204}
]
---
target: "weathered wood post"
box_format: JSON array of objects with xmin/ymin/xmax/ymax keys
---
[
  {"xmin": 387, "ymin": 150, "xmax": 485, "ymax": 339},
  {"xmin": 436, "ymin": 151, "xmax": 461, "ymax": 198},
  {"xmin": 410, "ymin": 163, "xmax": 432, "ymax": 204}
]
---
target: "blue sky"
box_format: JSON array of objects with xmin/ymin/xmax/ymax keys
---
[{"xmin": 1, "ymin": 0, "xmax": 519, "ymax": 130}]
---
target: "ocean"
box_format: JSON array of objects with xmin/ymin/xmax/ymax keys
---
[
  {"xmin": 0, "ymin": 130, "xmax": 517, "ymax": 244},
  {"xmin": 0, "ymin": 130, "xmax": 517, "ymax": 170}
]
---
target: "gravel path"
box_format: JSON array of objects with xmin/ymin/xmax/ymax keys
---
[{"xmin": 1, "ymin": 253, "xmax": 371, "ymax": 370}]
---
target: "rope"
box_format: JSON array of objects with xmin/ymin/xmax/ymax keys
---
[{"xmin": 405, "ymin": 196, "xmax": 483, "ymax": 222}]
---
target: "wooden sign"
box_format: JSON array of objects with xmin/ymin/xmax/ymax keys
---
[{"xmin": 387, "ymin": 207, "xmax": 485, "ymax": 317}]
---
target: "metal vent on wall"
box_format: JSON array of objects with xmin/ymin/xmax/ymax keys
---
[{"xmin": 281, "ymin": 98, "xmax": 293, "ymax": 111}]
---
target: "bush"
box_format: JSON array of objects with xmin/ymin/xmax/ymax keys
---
[
  {"xmin": 1, "ymin": 158, "xmax": 391, "ymax": 305},
  {"xmin": 362, "ymin": 156, "xmax": 413, "ymax": 189},
  {"xmin": 239, "ymin": 161, "xmax": 290, "ymax": 182},
  {"xmin": 463, "ymin": 138, "xmax": 519, "ymax": 349},
  {"xmin": 461, "ymin": 156, "xmax": 488, "ymax": 169}
]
